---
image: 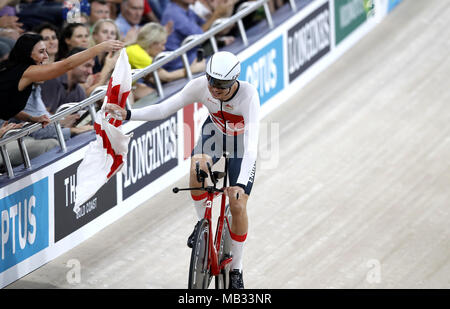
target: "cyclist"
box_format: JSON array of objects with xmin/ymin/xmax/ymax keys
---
[{"xmin": 105, "ymin": 51, "xmax": 260, "ymax": 289}]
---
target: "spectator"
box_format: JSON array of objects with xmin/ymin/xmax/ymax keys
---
[
  {"xmin": 0, "ymin": 39, "xmax": 11, "ymax": 62},
  {"xmin": 190, "ymin": 0, "xmax": 236, "ymax": 47},
  {"xmin": 126, "ymin": 22, "xmax": 205, "ymax": 91},
  {"xmin": 33, "ymin": 22, "xmax": 59, "ymax": 63},
  {"xmin": 0, "ymin": 0, "xmax": 23, "ymax": 38},
  {"xmin": 15, "ymin": 0, "xmax": 64, "ymax": 31},
  {"xmin": 90, "ymin": 18, "xmax": 120, "ymax": 72},
  {"xmin": 88, "ymin": 0, "xmax": 110, "ymax": 28},
  {"xmin": 0, "ymin": 35, "xmax": 14, "ymax": 55},
  {"xmin": 57, "ymin": 22, "xmax": 90, "ymax": 60},
  {"xmin": 115, "ymin": 0, "xmax": 144, "ymax": 38},
  {"xmin": 147, "ymin": 0, "xmax": 169, "ymax": 20},
  {"xmin": 0, "ymin": 33, "xmax": 123, "ymax": 124},
  {"xmin": 85, "ymin": 18, "xmax": 120, "ymax": 95},
  {"xmin": 41, "ymin": 47, "xmax": 95, "ymax": 114},
  {"xmin": 0, "ymin": 121, "xmax": 22, "ymax": 138},
  {"xmin": 142, "ymin": 0, "xmax": 160, "ymax": 24},
  {"xmin": 160, "ymin": 0, "xmax": 231, "ymax": 71},
  {"xmin": 0, "ymin": 119, "xmax": 59, "ymax": 169},
  {"xmin": 13, "ymin": 83, "xmax": 93, "ymax": 141},
  {"xmin": 115, "ymin": 0, "xmax": 159, "ymax": 41}
]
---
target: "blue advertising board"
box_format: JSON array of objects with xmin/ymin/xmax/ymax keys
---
[
  {"xmin": 0, "ymin": 178, "xmax": 49, "ymax": 273},
  {"xmin": 240, "ymin": 35, "xmax": 284, "ymax": 105}
]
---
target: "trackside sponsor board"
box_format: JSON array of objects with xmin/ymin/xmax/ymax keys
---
[
  {"xmin": 240, "ymin": 35, "xmax": 284, "ymax": 105},
  {"xmin": 54, "ymin": 160, "xmax": 117, "ymax": 241},
  {"xmin": 122, "ymin": 114, "xmax": 178, "ymax": 199},
  {"xmin": 287, "ymin": 2, "xmax": 331, "ymax": 82},
  {"xmin": 334, "ymin": 0, "xmax": 375, "ymax": 45},
  {"xmin": 0, "ymin": 178, "xmax": 49, "ymax": 273}
]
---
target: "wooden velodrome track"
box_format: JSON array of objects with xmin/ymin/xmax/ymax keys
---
[{"xmin": 7, "ymin": 0, "xmax": 450, "ymax": 288}]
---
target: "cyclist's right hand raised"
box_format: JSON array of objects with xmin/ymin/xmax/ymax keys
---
[{"xmin": 104, "ymin": 103, "xmax": 127, "ymax": 120}]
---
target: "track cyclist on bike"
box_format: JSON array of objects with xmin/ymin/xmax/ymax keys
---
[{"xmin": 105, "ymin": 51, "xmax": 260, "ymax": 289}]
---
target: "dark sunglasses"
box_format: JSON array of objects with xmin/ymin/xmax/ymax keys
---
[{"xmin": 207, "ymin": 74, "xmax": 236, "ymax": 89}]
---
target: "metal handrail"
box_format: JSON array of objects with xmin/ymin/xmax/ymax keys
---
[{"xmin": 0, "ymin": 0, "xmax": 281, "ymax": 178}]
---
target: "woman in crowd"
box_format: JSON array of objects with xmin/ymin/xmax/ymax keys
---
[
  {"xmin": 126, "ymin": 22, "xmax": 206, "ymax": 99},
  {"xmin": 33, "ymin": 22, "xmax": 59, "ymax": 64},
  {"xmin": 57, "ymin": 22, "xmax": 90, "ymax": 60},
  {"xmin": 0, "ymin": 33, "xmax": 124, "ymax": 125},
  {"xmin": 83, "ymin": 18, "xmax": 121, "ymax": 96},
  {"xmin": 90, "ymin": 18, "xmax": 121, "ymax": 73}
]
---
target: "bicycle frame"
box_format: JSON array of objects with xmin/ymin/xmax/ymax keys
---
[{"xmin": 173, "ymin": 151, "xmax": 233, "ymax": 280}]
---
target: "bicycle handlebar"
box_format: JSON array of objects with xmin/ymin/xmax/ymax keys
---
[
  {"xmin": 172, "ymin": 151, "xmax": 242, "ymax": 199},
  {"xmin": 172, "ymin": 186, "xmax": 224, "ymax": 194}
]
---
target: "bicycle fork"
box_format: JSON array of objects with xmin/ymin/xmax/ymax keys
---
[{"xmin": 205, "ymin": 194, "xmax": 232, "ymax": 276}]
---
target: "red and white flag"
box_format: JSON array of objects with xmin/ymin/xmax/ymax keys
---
[{"xmin": 74, "ymin": 48, "xmax": 132, "ymax": 212}]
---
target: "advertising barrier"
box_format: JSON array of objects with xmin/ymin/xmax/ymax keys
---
[
  {"xmin": 0, "ymin": 178, "xmax": 49, "ymax": 273},
  {"xmin": 54, "ymin": 160, "xmax": 117, "ymax": 242},
  {"xmin": 241, "ymin": 35, "xmax": 285, "ymax": 105},
  {"xmin": 287, "ymin": 2, "xmax": 331, "ymax": 82},
  {"xmin": 0, "ymin": 0, "xmax": 401, "ymax": 287},
  {"xmin": 122, "ymin": 113, "xmax": 178, "ymax": 200}
]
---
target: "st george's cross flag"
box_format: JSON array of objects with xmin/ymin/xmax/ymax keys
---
[{"xmin": 74, "ymin": 48, "xmax": 132, "ymax": 213}]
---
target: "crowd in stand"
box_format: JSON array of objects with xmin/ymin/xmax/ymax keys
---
[{"xmin": 0, "ymin": 0, "xmax": 287, "ymax": 171}]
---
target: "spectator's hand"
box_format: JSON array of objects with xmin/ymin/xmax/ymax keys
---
[
  {"xmin": 0, "ymin": 121, "xmax": 23, "ymax": 138},
  {"xmin": 70, "ymin": 125, "xmax": 93, "ymax": 136},
  {"xmin": 0, "ymin": 27, "xmax": 20, "ymax": 40},
  {"xmin": 0, "ymin": 15, "xmax": 24, "ymax": 33},
  {"xmin": 213, "ymin": 0, "xmax": 236, "ymax": 18},
  {"xmin": 123, "ymin": 26, "xmax": 139, "ymax": 45},
  {"xmin": 104, "ymin": 103, "xmax": 127, "ymax": 120},
  {"xmin": 164, "ymin": 20, "xmax": 174, "ymax": 36},
  {"xmin": 103, "ymin": 51, "xmax": 120, "ymax": 72},
  {"xmin": 60, "ymin": 114, "xmax": 80, "ymax": 128},
  {"xmin": 218, "ymin": 35, "xmax": 235, "ymax": 46},
  {"xmin": 99, "ymin": 40, "xmax": 125, "ymax": 54},
  {"xmin": 31, "ymin": 114, "xmax": 51, "ymax": 128},
  {"xmin": 190, "ymin": 58, "xmax": 206, "ymax": 74}
]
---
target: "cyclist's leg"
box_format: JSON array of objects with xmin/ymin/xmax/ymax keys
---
[
  {"xmin": 227, "ymin": 158, "xmax": 255, "ymax": 272},
  {"xmin": 190, "ymin": 116, "xmax": 222, "ymax": 219},
  {"xmin": 226, "ymin": 132, "xmax": 256, "ymax": 235}
]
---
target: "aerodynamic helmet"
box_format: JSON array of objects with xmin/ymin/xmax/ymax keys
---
[{"xmin": 206, "ymin": 51, "xmax": 240, "ymax": 89}]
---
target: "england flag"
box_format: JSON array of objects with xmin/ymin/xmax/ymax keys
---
[{"xmin": 74, "ymin": 48, "xmax": 132, "ymax": 213}]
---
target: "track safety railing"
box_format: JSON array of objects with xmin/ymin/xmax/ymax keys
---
[{"xmin": 0, "ymin": 0, "xmax": 294, "ymax": 178}]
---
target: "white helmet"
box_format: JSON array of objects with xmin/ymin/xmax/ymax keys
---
[{"xmin": 206, "ymin": 51, "xmax": 240, "ymax": 89}]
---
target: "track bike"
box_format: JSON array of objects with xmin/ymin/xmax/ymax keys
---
[{"xmin": 173, "ymin": 151, "xmax": 233, "ymax": 289}]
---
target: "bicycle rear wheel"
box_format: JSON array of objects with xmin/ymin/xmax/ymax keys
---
[
  {"xmin": 215, "ymin": 204, "xmax": 232, "ymax": 289},
  {"xmin": 188, "ymin": 219, "xmax": 212, "ymax": 289}
]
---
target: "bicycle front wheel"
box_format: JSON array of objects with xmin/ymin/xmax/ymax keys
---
[
  {"xmin": 215, "ymin": 204, "xmax": 232, "ymax": 289},
  {"xmin": 188, "ymin": 219, "xmax": 212, "ymax": 289}
]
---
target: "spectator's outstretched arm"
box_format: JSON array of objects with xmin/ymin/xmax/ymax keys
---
[
  {"xmin": 14, "ymin": 112, "xmax": 51, "ymax": 128},
  {"xmin": 20, "ymin": 40, "xmax": 124, "ymax": 90}
]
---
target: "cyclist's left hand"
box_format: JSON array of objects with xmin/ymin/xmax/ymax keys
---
[{"xmin": 224, "ymin": 186, "xmax": 245, "ymax": 200}]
